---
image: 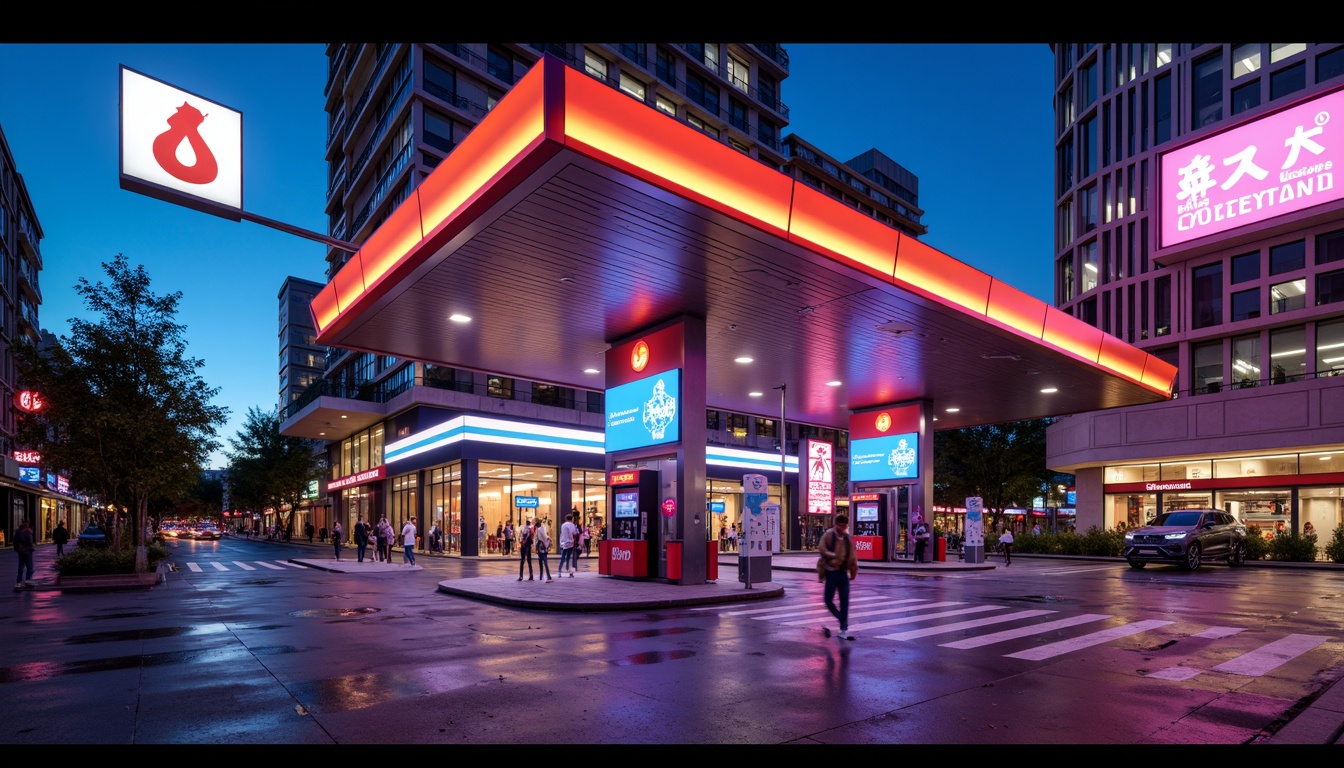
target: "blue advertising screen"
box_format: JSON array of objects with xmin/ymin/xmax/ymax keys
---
[
  {"xmin": 18, "ymin": 467, "xmax": 39, "ymax": 483},
  {"xmin": 515, "ymin": 496, "xmax": 540, "ymax": 508},
  {"xmin": 849, "ymin": 432, "xmax": 919, "ymax": 482},
  {"xmin": 708, "ymin": 501, "xmax": 725, "ymax": 513},
  {"xmin": 614, "ymin": 491, "xmax": 639, "ymax": 518},
  {"xmin": 605, "ymin": 369, "xmax": 681, "ymax": 453}
]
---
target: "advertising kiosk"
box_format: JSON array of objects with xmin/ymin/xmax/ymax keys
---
[
  {"xmin": 600, "ymin": 469, "xmax": 659, "ymax": 579},
  {"xmin": 850, "ymin": 492, "xmax": 887, "ymax": 561}
]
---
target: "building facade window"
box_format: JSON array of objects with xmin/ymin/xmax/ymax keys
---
[
  {"xmin": 1192, "ymin": 52, "xmax": 1224, "ymax": 129},
  {"xmin": 1318, "ymin": 267, "xmax": 1344, "ymax": 306},
  {"xmin": 1233, "ymin": 334, "xmax": 1261, "ymax": 387},
  {"xmin": 1270, "ymin": 325, "xmax": 1306, "ymax": 383},
  {"xmin": 1231, "ymin": 250, "xmax": 1261, "ymax": 283},
  {"xmin": 1232, "ymin": 80, "xmax": 1261, "ymax": 114},
  {"xmin": 1316, "ymin": 318, "xmax": 1344, "ymax": 376},
  {"xmin": 1270, "ymin": 240, "xmax": 1305, "ymax": 275},
  {"xmin": 1193, "ymin": 340, "xmax": 1223, "ymax": 393},
  {"xmin": 1270, "ymin": 279, "xmax": 1307, "ymax": 314},
  {"xmin": 619, "ymin": 73, "xmax": 646, "ymax": 102},
  {"xmin": 1231, "ymin": 287, "xmax": 1260, "ymax": 321},
  {"xmin": 1191, "ymin": 261, "xmax": 1223, "ymax": 328},
  {"xmin": 487, "ymin": 376, "xmax": 514, "ymax": 399},
  {"xmin": 1155, "ymin": 72, "xmax": 1172, "ymax": 144},
  {"xmin": 1316, "ymin": 229, "xmax": 1344, "ymax": 265},
  {"xmin": 655, "ymin": 94, "xmax": 676, "ymax": 116},
  {"xmin": 584, "ymin": 49, "xmax": 608, "ymax": 80},
  {"xmin": 1271, "ymin": 61, "xmax": 1306, "ymax": 100},
  {"xmin": 1154, "ymin": 275, "xmax": 1172, "ymax": 336},
  {"xmin": 727, "ymin": 55, "xmax": 749, "ymax": 93},
  {"xmin": 1319, "ymin": 47, "xmax": 1344, "ymax": 82}
]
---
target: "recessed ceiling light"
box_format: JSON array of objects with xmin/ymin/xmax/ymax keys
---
[
  {"xmin": 946, "ymin": 407, "xmax": 960, "ymax": 413},
  {"xmin": 735, "ymin": 356, "xmax": 753, "ymax": 364},
  {"xmin": 318, "ymin": 432, "xmax": 325, "ymax": 436},
  {"xmin": 340, "ymin": 415, "xmax": 348, "ymax": 419},
  {"xmin": 1041, "ymin": 387, "xmax": 1058, "ymax": 394},
  {"xmin": 826, "ymin": 380, "xmax": 842, "ymax": 387},
  {"xmin": 583, "ymin": 368, "xmax": 599, "ymax": 374},
  {"xmin": 449, "ymin": 313, "xmax": 471, "ymax": 323},
  {"xmin": 749, "ymin": 391, "xmax": 763, "ymax": 397},
  {"xmin": 1320, "ymin": 456, "xmax": 1332, "ymax": 461}
]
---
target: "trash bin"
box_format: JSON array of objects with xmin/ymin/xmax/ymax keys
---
[{"xmin": 935, "ymin": 535, "xmax": 947, "ymax": 562}]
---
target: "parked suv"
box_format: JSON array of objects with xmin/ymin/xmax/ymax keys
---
[{"xmin": 1123, "ymin": 509, "xmax": 1247, "ymax": 571}]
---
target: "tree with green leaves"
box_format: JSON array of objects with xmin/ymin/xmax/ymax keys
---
[
  {"xmin": 933, "ymin": 419, "xmax": 1052, "ymax": 530},
  {"xmin": 14, "ymin": 254, "xmax": 228, "ymax": 572},
  {"xmin": 225, "ymin": 406, "xmax": 325, "ymax": 541}
]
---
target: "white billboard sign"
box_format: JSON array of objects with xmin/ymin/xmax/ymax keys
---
[{"xmin": 120, "ymin": 65, "xmax": 243, "ymax": 218}]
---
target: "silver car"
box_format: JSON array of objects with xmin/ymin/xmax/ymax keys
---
[{"xmin": 1123, "ymin": 509, "xmax": 1247, "ymax": 571}]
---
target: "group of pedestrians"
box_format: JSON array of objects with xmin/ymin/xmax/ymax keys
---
[
  {"xmin": 516, "ymin": 513, "xmax": 586, "ymax": 582},
  {"xmin": 330, "ymin": 515, "xmax": 414, "ymax": 565}
]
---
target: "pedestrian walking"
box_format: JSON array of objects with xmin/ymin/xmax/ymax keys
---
[
  {"xmin": 331, "ymin": 521, "xmax": 343, "ymax": 561},
  {"xmin": 503, "ymin": 521, "xmax": 515, "ymax": 557},
  {"xmin": 353, "ymin": 516, "xmax": 370, "ymax": 562},
  {"xmin": 378, "ymin": 517, "xmax": 395, "ymax": 562},
  {"xmin": 913, "ymin": 515, "xmax": 931, "ymax": 563},
  {"xmin": 13, "ymin": 519, "xmax": 36, "ymax": 588},
  {"xmin": 306, "ymin": 521, "xmax": 315, "ymax": 543},
  {"xmin": 516, "ymin": 518, "xmax": 535, "ymax": 581},
  {"xmin": 728, "ymin": 524, "xmax": 738, "ymax": 551},
  {"xmin": 558, "ymin": 513, "xmax": 579, "ymax": 576},
  {"xmin": 401, "ymin": 517, "xmax": 418, "ymax": 566},
  {"xmin": 580, "ymin": 523, "xmax": 592, "ymax": 558},
  {"xmin": 999, "ymin": 528, "xmax": 1014, "ymax": 567},
  {"xmin": 817, "ymin": 513, "xmax": 858, "ymax": 640},
  {"xmin": 52, "ymin": 519, "xmax": 70, "ymax": 558},
  {"xmin": 535, "ymin": 517, "xmax": 553, "ymax": 582}
]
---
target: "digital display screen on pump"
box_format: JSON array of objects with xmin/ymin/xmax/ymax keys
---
[
  {"xmin": 614, "ymin": 491, "xmax": 639, "ymax": 518},
  {"xmin": 856, "ymin": 503, "xmax": 879, "ymax": 522}
]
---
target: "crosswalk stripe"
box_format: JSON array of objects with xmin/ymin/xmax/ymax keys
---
[
  {"xmin": 876, "ymin": 609, "xmax": 1059, "ymax": 641},
  {"xmin": 1040, "ymin": 566, "xmax": 1117, "ymax": 575},
  {"xmin": 941, "ymin": 613, "xmax": 1113, "ymax": 649},
  {"xmin": 780, "ymin": 601, "xmax": 969, "ymax": 627},
  {"xmin": 277, "ymin": 561, "xmax": 307, "ymax": 568},
  {"xmin": 256, "ymin": 562, "xmax": 286, "ymax": 570},
  {"xmin": 849, "ymin": 605, "xmax": 1010, "ymax": 632},
  {"xmin": 1147, "ymin": 666, "xmax": 1203, "ymax": 681},
  {"xmin": 1192, "ymin": 626, "xmax": 1245, "ymax": 639},
  {"xmin": 1004, "ymin": 619, "xmax": 1172, "ymax": 660},
  {"xmin": 210, "ymin": 562, "xmax": 229, "ymax": 571},
  {"xmin": 186, "ymin": 563, "xmax": 203, "ymax": 572},
  {"xmin": 720, "ymin": 594, "xmax": 897, "ymax": 618},
  {"xmin": 744, "ymin": 597, "xmax": 920, "ymax": 621},
  {"xmin": 232, "ymin": 561, "xmax": 257, "ymax": 571},
  {"xmin": 1211, "ymin": 634, "xmax": 1331, "ymax": 676}
]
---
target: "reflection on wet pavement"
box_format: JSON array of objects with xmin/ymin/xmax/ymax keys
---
[{"xmin": 608, "ymin": 650, "xmax": 696, "ymax": 666}]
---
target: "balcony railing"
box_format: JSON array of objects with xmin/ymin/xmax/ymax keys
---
[
  {"xmin": 750, "ymin": 43, "xmax": 789, "ymax": 69},
  {"xmin": 350, "ymin": 141, "xmax": 413, "ymax": 236},
  {"xmin": 349, "ymin": 67, "xmax": 411, "ymax": 184}
]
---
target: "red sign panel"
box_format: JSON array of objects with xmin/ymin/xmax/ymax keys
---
[
  {"xmin": 608, "ymin": 469, "xmax": 642, "ymax": 486},
  {"xmin": 14, "ymin": 450, "xmax": 41, "ymax": 464},
  {"xmin": 15, "ymin": 390, "xmax": 43, "ymax": 413},
  {"xmin": 326, "ymin": 465, "xmax": 387, "ymax": 492},
  {"xmin": 853, "ymin": 535, "xmax": 883, "ymax": 561},
  {"xmin": 607, "ymin": 539, "xmax": 647, "ymax": 577}
]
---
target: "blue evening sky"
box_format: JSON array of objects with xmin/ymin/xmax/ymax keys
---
[{"xmin": 0, "ymin": 43, "xmax": 1053, "ymax": 468}]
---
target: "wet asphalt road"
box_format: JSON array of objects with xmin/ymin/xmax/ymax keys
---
[{"xmin": 3, "ymin": 535, "xmax": 1342, "ymax": 747}]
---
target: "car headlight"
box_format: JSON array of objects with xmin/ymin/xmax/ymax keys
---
[
  {"xmin": 1164, "ymin": 532, "xmax": 1187, "ymax": 540},
  {"xmin": 1124, "ymin": 533, "xmax": 1134, "ymax": 541}
]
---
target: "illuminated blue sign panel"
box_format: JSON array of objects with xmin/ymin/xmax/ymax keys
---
[
  {"xmin": 849, "ymin": 432, "xmax": 919, "ymax": 482},
  {"xmin": 515, "ymin": 496, "xmax": 540, "ymax": 508},
  {"xmin": 605, "ymin": 369, "xmax": 681, "ymax": 453},
  {"xmin": 18, "ymin": 467, "xmax": 39, "ymax": 483},
  {"xmin": 708, "ymin": 501, "xmax": 726, "ymax": 513}
]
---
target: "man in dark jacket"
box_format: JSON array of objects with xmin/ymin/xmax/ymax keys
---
[
  {"xmin": 818, "ymin": 514, "xmax": 858, "ymax": 640},
  {"xmin": 14, "ymin": 519, "xmax": 36, "ymax": 588},
  {"xmin": 52, "ymin": 520, "xmax": 70, "ymax": 557},
  {"xmin": 353, "ymin": 516, "xmax": 370, "ymax": 563}
]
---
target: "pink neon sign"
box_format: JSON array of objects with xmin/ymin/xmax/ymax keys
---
[{"xmin": 1159, "ymin": 87, "xmax": 1342, "ymax": 249}]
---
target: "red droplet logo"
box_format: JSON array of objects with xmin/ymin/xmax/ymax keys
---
[{"xmin": 152, "ymin": 102, "xmax": 218, "ymax": 185}]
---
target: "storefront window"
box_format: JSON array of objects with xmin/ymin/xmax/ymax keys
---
[
  {"xmin": 1300, "ymin": 452, "xmax": 1344, "ymax": 475},
  {"xmin": 1213, "ymin": 454, "xmax": 1298, "ymax": 477},
  {"xmin": 428, "ymin": 464, "xmax": 461, "ymax": 553},
  {"xmin": 390, "ymin": 472, "xmax": 418, "ymax": 537},
  {"xmin": 1160, "ymin": 459, "xmax": 1213, "ymax": 480},
  {"xmin": 571, "ymin": 469, "xmax": 607, "ymax": 536},
  {"xmin": 1107, "ymin": 463, "xmax": 1159, "ymax": 483},
  {"xmin": 1298, "ymin": 486, "xmax": 1341, "ymax": 560},
  {"xmin": 478, "ymin": 462, "xmax": 558, "ymax": 554}
]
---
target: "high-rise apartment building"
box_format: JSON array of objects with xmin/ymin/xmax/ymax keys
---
[
  {"xmin": 283, "ymin": 44, "xmax": 925, "ymax": 555},
  {"xmin": 277, "ymin": 275, "xmax": 326, "ymax": 413},
  {"xmin": 1046, "ymin": 44, "xmax": 1344, "ymax": 557},
  {"xmin": 0, "ymin": 123, "xmax": 54, "ymax": 544}
]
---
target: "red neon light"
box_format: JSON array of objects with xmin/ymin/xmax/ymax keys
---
[
  {"xmin": 15, "ymin": 390, "xmax": 43, "ymax": 413},
  {"xmin": 631, "ymin": 340, "xmax": 649, "ymax": 372}
]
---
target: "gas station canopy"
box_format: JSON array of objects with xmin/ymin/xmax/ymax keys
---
[{"xmin": 307, "ymin": 56, "xmax": 1175, "ymax": 438}]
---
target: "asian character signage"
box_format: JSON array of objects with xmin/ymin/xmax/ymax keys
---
[
  {"xmin": 1160, "ymin": 86, "xmax": 1342, "ymax": 248},
  {"xmin": 801, "ymin": 438, "xmax": 834, "ymax": 518}
]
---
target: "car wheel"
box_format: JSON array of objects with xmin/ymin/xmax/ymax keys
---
[
  {"xmin": 1127, "ymin": 559, "xmax": 1147, "ymax": 569},
  {"xmin": 1227, "ymin": 541, "xmax": 1245, "ymax": 567},
  {"xmin": 1183, "ymin": 542, "xmax": 1203, "ymax": 571}
]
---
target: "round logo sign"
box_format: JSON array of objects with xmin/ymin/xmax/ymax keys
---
[
  {"xmin": 875, "ymin": 412, "xmax": 891, "ymax": 432},
  {"xmin": 15, "ymin": 390, "xmax": 43, "ymax": 413},
  {"xmin": 631, "ymin": 340, "xmax": 650, "ymax": 372},
  {"xmin": 661, "ymin": 498, "xmax": 677, "ymax": 517}
]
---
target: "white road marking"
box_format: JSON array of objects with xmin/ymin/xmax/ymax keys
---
[
  {"xmin": 256, "ymin": 562, "xmax": 286, "ymax": 570},
  {"xmin": 876, "ymin": 609, "xmax": 1058, "ymax": 641},
  {"xmin": 1191, "ymin": 626, "xmax": 1245, "ymax": 639},
  {"xmin": 846, "ymin": 605, "xmax": 1009, "ymax": 632},
  {"xmin": 745, "ymin": 597, "xmax": 920, "ymax": 621},
  {"xmin": 211, "ymin": 562, "xmax": 229, "ymax": 571},
  {"xmin": 1211, "ymin": 634, "xmax": 1331, "ymax": 676},
  {"xmin": 186, "ymin": 563, "xmax": 203, "ymax": 573},
  {"xmin": 232, "ymin": 561, "xmax": 257, "ymax": 571},
  {"xmin": 277, "ymin": 561, "xmax": 307, "ymax": 568},
  {"xmin": 941, "ymin": 613, "xmax": 1113, "ymax": 649},
  {"xmin": 1004, "ymin": 619, "xmax": 1173, "ymax": 660},
  {"xmin": 1039, "ymin": 566, "xmax": 1120, "ymax": 575},
  {"xmin": 719, "ymin": 595, "xmax": 894, "ymax": 618},
  {"xmin": 1147, "ymin": 666, "xmax": 1203, "ymax": 681}
]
